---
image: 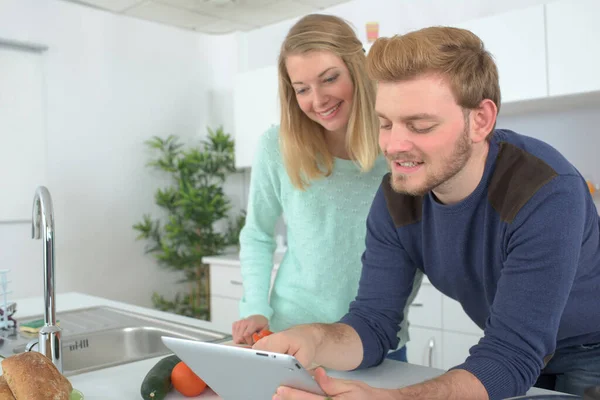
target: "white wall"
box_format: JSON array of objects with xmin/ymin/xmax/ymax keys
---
[
  {"xmin": 498, "ymin": 101, "xmax": 600, "ymax": 189},
  {"xmin": 0, "ymin": 0, "xmax": 241, "ymax": 308}
]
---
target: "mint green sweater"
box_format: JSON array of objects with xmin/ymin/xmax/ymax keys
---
[{"xmin": 239, "ymin": 126, "xmax": 422, "ymax": 349}]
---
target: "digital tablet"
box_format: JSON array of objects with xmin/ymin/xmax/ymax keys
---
[{"xmin": 161, "ymin": 336, "xmax": 327, "ymax": 399}]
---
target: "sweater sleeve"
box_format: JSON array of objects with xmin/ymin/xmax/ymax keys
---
[
  {"xmin": 339, "ymin": 184, "xmax": 418, "ymax": 369},
  {"xmin": 238, "ymin": 126, "xmax": 283, "ymax": 320},
  {"xmin": 452, "ymin": 175, "xmax": 587, "ymax": 400}
]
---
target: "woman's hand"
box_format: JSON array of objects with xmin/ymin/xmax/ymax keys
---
[{"xmin": 232, "ymin": 314, "xmax": 269, "ymax": 345}]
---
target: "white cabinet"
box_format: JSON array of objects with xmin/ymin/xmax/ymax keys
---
[
  {"xmin": 210, "ymin": 296, "xmax": 241, "ymax": 334},
  {"xmin": 408, "ymin": 280, "xmax": 483, "ymax": 370},
  {"xmin": 453, "ymin": 5, "xmax": 548, "ymax": 103},
  {"xmin": 442, "ymin": 331, "xmax": 482, "ymax": 370},
  {"xmin": 409, "ymin": 284, "xmax": 442, "ymax": 329},
  {"xmin": 546, "ymin": 0, "xmax": 600, "ymax": 96},
  {"xmin": 206, "ymin": 254, "xmax": 280, "ymax": 334},
  {"xmin": 233, "ymin": 65, "xmax": 280, "ymax": 169},
  {"xmin": 407, "ymin": 326, "xmax": 443, "ymax": 369},
  {"xmin": 442, "ymin": 296, "xmax": 483, "ymax": 336}
]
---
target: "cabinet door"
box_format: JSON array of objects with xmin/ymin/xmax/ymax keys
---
[
  {"xmin": 210, "ymin": 263, "xmax": 278, "ymax": 299},
  {"xmin": 408, "ymin": 284, "xmax": 443, "ymax": 330},
  {"xmin": 210, "ymin": 296, "xmax": 240, "ymax": 334},
  {"xmin": 407, "ymin": 326, "xmax": 443, "ymax": 369},
  {"xmin": 546, "ymin": 0, "xmax": 600, "ymax": 96},
  {"xmin": 442, "ymin": 295, "xmax": 484, "ymax": 336},
  {"xmin": 454, "ymin": 5, "xmax": 548, "ymax": 104},
  {"xmin": 442, "ymin": 331, "xmax": 482, "ymax": 370},
  {"xmin": 233, "ymin": 65, "xmax": 279, "ymax": 169}
]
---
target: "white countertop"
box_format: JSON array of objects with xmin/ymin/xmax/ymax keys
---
[
  {"xmin": 202, "ymin": 252, "xmax": 284, "ymax": 269},
  {"xmin": 5, "ymin": 292, "xmax": 555, "ymax": 399}
]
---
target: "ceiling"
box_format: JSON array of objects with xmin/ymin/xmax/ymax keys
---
[{"xmin": 61, "ymin": 0, "xmax": 353, "ymax": 34}]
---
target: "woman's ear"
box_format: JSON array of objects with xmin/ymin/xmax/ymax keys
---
[{"xmin": 470, "ymin": 99, "xmax": 497, "ymax": 143}]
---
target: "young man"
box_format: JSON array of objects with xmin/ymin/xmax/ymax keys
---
[{"xmin": 254, "ymin": 26, "xmax": 600, "ymax": 400}]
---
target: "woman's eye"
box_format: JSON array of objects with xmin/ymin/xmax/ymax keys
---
[{"xmin": 324, "ymin": 74, "xmax": 339, "ymax": 83}]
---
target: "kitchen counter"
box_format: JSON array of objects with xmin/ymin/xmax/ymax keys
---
[{"xmin": 4, "ymin": 292, "xmax": 557, "ymax": 399}]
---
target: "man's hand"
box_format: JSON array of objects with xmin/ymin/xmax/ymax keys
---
[
  {"xmin": 273, "ymin": 367, "xmax": 398, "ymax": 400},
  {"xmin": 232, "ymin": 314, "xmax": 269, "ymax": 345},
  {"xmin": 253, "ymin": 324, "xmax": 323, "ymax": 368},
  {"xmin": 254, "ymin": 323, "xmax": 363, "ymax": 371}
]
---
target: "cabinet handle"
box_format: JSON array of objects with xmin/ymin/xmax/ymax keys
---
[
  {"xmin": 230, "ymin": 280, "xmax": 243, "ymax": 286},
  {"xmin": 428, "ymin": 338, "xmax": 435, "ymax": 367},
  {"xmin": 410, "ymin": 303, "xmax": 423, "ymax": 307}
]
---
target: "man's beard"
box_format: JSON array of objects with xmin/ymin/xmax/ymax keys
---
[{"xmin": 390, "ymin": 126, "xmax": 472, "ymax": 196}]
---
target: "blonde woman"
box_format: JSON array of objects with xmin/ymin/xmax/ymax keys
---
[{"xmin": 232, "ymin": 14, "xmax": 422, "ymax": 362}]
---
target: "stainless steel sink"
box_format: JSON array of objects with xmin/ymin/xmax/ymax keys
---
[{"xmin": 0, "ymin": 306, "xmax": 230, "ymax": 376}]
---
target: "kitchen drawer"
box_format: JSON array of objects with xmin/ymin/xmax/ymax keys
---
[
  {"xmin": 408, "ymin": 284, "xmax": 443, "ymax": 329},
  {"xmin": 442, "ymin": 295, "xmax": 484, "ymax": 335},
  {"xmin": 407, "ymin": 326, "xmax": 443, "ymax": 369},
  {"xmin": 442, "ymin": 331, "xmax": 482, "ymax": 370},
  {"xmin": 210, "ymin": 263, "xmax": 277, "ymax": 300},
  {"xmin": 210, "ymin": 295, "xmax": 240, "ymax": 334},
  {"xmin": 211, "ymin": 264, "xmax": 245, "ymax": 298}
]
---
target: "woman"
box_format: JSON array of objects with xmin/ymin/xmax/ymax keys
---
[{"xmin": 232, "ymin": 14, "xmax": 422, "ymax": 362}]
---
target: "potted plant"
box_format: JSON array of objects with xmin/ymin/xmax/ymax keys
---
[{"xmin": 133, "ymin": 126, "xmax": 244, "ymax": 320}]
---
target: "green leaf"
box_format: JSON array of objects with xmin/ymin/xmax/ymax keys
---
[{"xmin": 135, "ymin": 126, "xmax": 239, "ymax": 320}]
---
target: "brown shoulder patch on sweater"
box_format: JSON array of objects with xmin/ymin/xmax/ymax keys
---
[
  {"xmin": 381, "ymin": 173, "xmax": 423, "ymax": 228},
  {"xmin": 488, "ymin": 142, "xmax": 558, "ymax": 223}
]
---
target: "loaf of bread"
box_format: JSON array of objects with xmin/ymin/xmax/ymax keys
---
[
  {"xmin": 1, "ymin": 351, "xmax": 72, "ymax": 400},
  {"xmin": 0, "ymin": 376, "xmax": 15, "ymax": 400}
]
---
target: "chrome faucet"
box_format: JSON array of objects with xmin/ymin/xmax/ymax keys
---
[{"xmin": 31, "ymin": 186, "xmax": 62, "ymax": 373}]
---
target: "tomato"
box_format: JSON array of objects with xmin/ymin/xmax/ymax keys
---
[{"xmin": 171, "ymin": 361, "xmax": 208, "ymax": 397}]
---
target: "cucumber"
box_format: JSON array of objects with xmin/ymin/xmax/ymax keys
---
[{"xmin": 140, "ymin": 354, "xmax": 181, "ymax": 400}]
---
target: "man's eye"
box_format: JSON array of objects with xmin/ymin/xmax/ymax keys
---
[{"xmin": 409, "ymin": 124, "xmax": 435, "ymax": 133}]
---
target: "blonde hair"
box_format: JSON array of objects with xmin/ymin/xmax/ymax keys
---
[
  {"xmin": 278, "ymin": 14, "xmax": 380, "ymax": 190},
  {"xmin": 367, "ymin": 26, "xmax": 500, "ymax": 137}
]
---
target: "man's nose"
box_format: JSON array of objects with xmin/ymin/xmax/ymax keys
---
[{"xmin": 384, "ymin": 127, "xmax": 414, "ymax": 154}]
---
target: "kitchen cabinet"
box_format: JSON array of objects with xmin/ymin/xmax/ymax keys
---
[
  {"xmin": 442, "ymin": 331, "xmax": 482, "ymax": 370},
  {"xmin": 407, "ymin": 326, "xmax": 443, "ymax": 369},
  {"xmin": 210, "ymin": 296, "xmax": 241, "ymax": 334},
  {"xmin": 442, "ymin": 296, "xmax": 483, "ymax": 336},
  {"xmin": 206, "ymin": 254, "xmax": 281, "ymax": 333},
  {"xmin": 407, "ymin": 277, "xmax": 483, "ymax": 370},
  {"xmin": 233, "ymin": 65, "xmax": 279, "ymax": 169},
  {"xmin": 408, "ymin": 284, "xmax": 442, "ymax": 329},
  {"xmin": 452, "ymin": 5, "xmax": 548, "ymax": 104},
  {"xmin": 545, "ymin": 0, "xmax": 600, "ymax": 96}
]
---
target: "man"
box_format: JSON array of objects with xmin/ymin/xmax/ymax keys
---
[{"xmin": 254, "ymin": 26, "xmax": 600, "ymax": 400}]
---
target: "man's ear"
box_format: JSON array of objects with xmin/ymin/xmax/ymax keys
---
[{"xmin": 470, "ymin": 99, "xmax": 497, "ymax": 143}]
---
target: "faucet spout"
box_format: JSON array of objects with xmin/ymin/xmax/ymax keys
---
[{"xmin": 32, "ymin": 186, "xmax": 62, "ymax": 373}]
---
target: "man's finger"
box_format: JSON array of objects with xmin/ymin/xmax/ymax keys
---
[
  {"xmin": 273, "ymin": 385, "xmax": 326, "ymax": 400},
  {"xmin": 253, "ymin": 334, "xmax": 289, "ymax": 354},
  {"xmin": 313, "ymin": 368, "xmax": 347, "ymax": 395}
]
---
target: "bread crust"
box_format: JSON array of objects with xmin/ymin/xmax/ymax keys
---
[
  {"xmin": 1, "ymin": 352, "xmax": 72, "ymax": 400},
  {"xmin": 0, "ymin": 376, "xmax": 16, "ymax": 400}
]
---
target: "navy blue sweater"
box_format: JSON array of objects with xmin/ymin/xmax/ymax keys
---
[{"xmin": 340, "ymin": 130, "xmax": 600, "ymax": 399}]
